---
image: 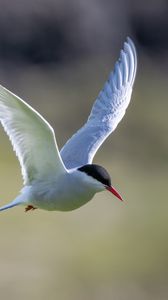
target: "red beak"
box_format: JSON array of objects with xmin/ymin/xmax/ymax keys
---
[{"xmin": 106, "ymin": 186, "xmax": 123, "ymax": 201}]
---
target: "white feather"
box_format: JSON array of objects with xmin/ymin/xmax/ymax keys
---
[
  {"xmin": 0, "ymin": 86, "xmax": 67, "ymax": 184},
  {"xmin": 61, "ymin": 37, "xmax": 137, "ymax": 169}
]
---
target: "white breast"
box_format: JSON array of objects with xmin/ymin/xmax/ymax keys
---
[{"xmin": 22, "ymin": 171, "xmax": 102, "ymax": 211}]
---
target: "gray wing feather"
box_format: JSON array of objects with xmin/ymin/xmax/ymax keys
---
[{"xmin": 61, "ymin": 37, "xmax": 137, "ymax": 169}]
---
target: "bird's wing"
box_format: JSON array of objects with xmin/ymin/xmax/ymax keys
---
[
  {"xmin": 0, "ymin": 86, "xmax": 67, "ymax": 185},
  {"xmin": 61, "ymin": 37, "xmax": 137, "ymax": 169}
]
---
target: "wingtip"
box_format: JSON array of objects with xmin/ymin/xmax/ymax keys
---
[
  {"xmin": 126, "ymin": 37, "xmax": 137, "ymax": 82},
  {"xmin": 126, "ymin": 36, "xmax": 133, "ymax": 44},
  {"xmin": 125, "ymin": 37, "xmax": 137, "ymax": 58},
  {"xmin": 126, "ymin": 36, "xmax": 135, "ymax": 47},
  {"xmin": 113, "ymin": 36, "xmax": 137, "ymax": 88}
]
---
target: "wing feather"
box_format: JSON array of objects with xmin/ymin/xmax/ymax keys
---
[
  {"xmin": 0, "ymin": 86, "xmax": 66, "ymax": 184},
  {"xmin": 61, "ymin": 37, "xmax": 137, "ymax": 169}
]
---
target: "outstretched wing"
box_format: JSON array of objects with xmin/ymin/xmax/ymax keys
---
[
  {"xmin": 61, "ymin": 37, "xmax": 137, "ymax": 169},
  {"xmin": 0, "ymin": 86, "xmax": 67, "ymax": 184}
]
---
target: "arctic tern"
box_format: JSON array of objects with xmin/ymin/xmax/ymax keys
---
[{"xmin": 0, "ymin": 37, "xmax": 137, "ymax": 212}]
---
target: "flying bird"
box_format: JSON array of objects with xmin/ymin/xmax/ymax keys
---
[{"xmin": 0, "ymin": 37, "xmax": 137, "ymax": 212}]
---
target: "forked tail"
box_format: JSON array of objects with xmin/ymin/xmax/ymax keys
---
[{"xmin": 0, "ymin": 198, "xmax": 21, "ymax": 212}]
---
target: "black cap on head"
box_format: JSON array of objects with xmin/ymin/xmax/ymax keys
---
[{"xmin": 78, "ymin": 164, "xmax": 111, "ymax": 187}]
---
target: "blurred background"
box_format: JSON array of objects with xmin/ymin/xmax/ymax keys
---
[{"xmin": 0, "ymin": 0, "xmax": 168, "ymax": 299}]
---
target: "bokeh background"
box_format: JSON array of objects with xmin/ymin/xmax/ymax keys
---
[{"xmin": 0, "ymin": 1, "xmax": 168, "ymax": 299}]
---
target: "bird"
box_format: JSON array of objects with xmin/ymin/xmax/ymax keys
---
[{"xmin": 0, "ymin": 37, "xmax": 137, "ymax": 212}]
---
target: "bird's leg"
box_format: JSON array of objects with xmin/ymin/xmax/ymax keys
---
[{"xmin": 25, "ymin": 205, "xmax": 37, "ymax": 212}]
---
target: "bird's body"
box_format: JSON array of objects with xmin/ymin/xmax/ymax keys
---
[
  {"xmin": 0, "ymin": 37, "xmax": 137, "ymax": 212},
  {"xmin": 18, "ymin": 169, "xmax": 104, "ymax": 211}
]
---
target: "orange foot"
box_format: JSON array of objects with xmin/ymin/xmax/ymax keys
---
[{"xmin": 25, "ymin": 205, "xmax": 37, "ymax": 212}]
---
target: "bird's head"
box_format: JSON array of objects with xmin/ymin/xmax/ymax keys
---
[{"xmin": 78, "ymin": 164, "xmax": 122, "ymax": 201}]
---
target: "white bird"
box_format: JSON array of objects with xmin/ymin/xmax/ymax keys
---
[{"xmin": 0, "ymin": 37, "xmax": 137, "ymax": 212}]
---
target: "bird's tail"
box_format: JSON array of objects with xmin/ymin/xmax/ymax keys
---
[{"xmin": 0, "ymin": 197, "xmax": 22, "ymax": 212}]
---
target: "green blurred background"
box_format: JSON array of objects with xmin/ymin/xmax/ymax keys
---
[{"xmin": 0, "ymin": 1, "xmax": 168, "ymax": 299}]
